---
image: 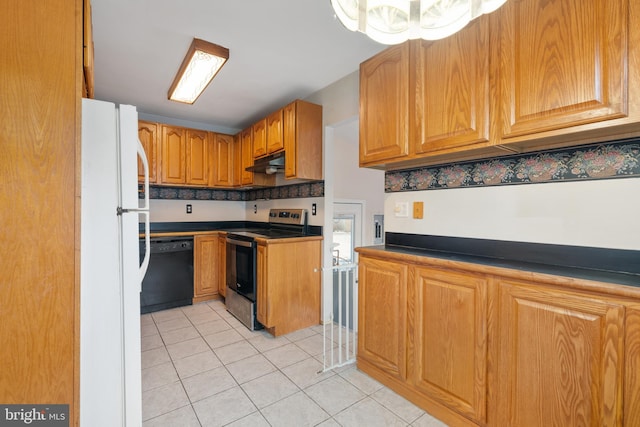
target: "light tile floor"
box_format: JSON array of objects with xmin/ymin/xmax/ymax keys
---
[{"xmin": 141, "ymin": 300, "xmax": 448, "ymax": 427}]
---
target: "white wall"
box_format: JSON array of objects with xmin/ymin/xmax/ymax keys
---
[
  {"xmin": 149, "ymin": 199, "xmax": 245, "ymax": 223},
  {"xmin": 385, "ymin": 177, "xmax": 640, "ymax": 250}
]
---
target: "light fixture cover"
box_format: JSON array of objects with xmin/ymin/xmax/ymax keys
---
[
  {"xmin": 168, "ymin": 38, "xmax": 229, "ymax": 104},
  {"xmin": 331, "ymin": 0, "xmax": 508, "ymax": 44}
]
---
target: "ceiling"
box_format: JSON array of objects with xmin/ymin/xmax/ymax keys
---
[{"xmin": 91, "ymin": 0, "xmax": 387, "ymax": 133}]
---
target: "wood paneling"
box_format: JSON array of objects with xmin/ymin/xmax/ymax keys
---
[{"xmin": 0, "ymin": 0, "xmax": 80, "ymax": 423}]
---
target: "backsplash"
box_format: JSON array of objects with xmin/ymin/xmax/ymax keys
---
[
  {"xmin": 385, "ymin": 139, "xmax": 640, "ymax": 192},
  {"xmin": 143, "ymin": 180, "xmax": 324, "ymax": 201}
]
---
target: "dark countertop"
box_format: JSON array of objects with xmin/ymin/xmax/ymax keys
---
[
  {"xmin": 141, "ymin": 221, "xmax": 323, "ymax": 237},
  {"xmin": 358, "ymin": 233, "xmax": 640, "ymax": 289}
]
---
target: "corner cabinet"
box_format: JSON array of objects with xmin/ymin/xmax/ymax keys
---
[
  {"xmin": 256, "ymin": 237, "xmax": 322, "ymax": 336},
  {"xmin": 356, "ymin": 248, "xmax": 640, "ymax": 426},
  {"xmin": 194, "ymin": 234, "xmax": 220, "ymax": 303}
]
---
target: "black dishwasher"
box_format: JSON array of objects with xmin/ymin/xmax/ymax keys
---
[{"xmin": 139, "ymin": 237, "xmax": 194, "ymax": 314}]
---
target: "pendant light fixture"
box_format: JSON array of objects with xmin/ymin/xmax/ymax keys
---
[
  {"xmin": 331, "ymin": 0, "xmax": 507, "ymax": 45},
  {"xmin": 168, "ymin": 38, "xmax": 229, "ymax": 104}
]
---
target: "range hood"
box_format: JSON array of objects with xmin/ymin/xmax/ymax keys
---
[{"xmin": 245, "ymin": 151, "xmax": 285, "ymax": 174}]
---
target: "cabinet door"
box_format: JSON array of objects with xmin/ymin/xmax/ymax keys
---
[
  {"xmin": 211, "ymin": 133, "xmax": 234, "ymax": 187},
  {"xmin": 232, "ymin": 134, "xmax": 241, "ymax": 187},
  {"xmin": 411, "ymin": 267, "xmax": 488, "ymax": 424},
  {"xmin": 414, "ymin": 18, "xmax": 490, "ymax": 154},
  {"xmin": 494, "ymin": 0, "xmax": 627, "ymax": 141},
  {"xmin": 283, "ymin": 100, "xmax": 323, "ymax": 180},
  {"xmin": 252, "ymin": 119, "xmax": 267, "ymax": 158},
  {"xmin": 358, "ymin": 256, "xmax": 407, "ymax": 380},
  {"xmin": 138, "ymin": 120, "xmax": 158, "ymax": 183},
  {"xmin": 240, "ymin": 128, "xmax": 254, "ymax": 185},
  {"xmin": 360, "ymin": 43, "xmax": 410, "ymax": 165},
  {"xmin": 186, "ymin": 129, "xmax": 209, "ymax": 186},
  {"xmin": 256, "ymin": 243, "xmax": 269, "ymax": 326},
  {"xmin": 160, "ymin": 125, "xmax": 186, "ymax": 184},
  {"xmin": 266, "ymin": 109, "xmax": 284, "ymax": 154},
  {"xmin": 496, "ymin": 279, "xmax": 624, "ymax": 426},
  {"xmin": 194, "ymin": 235, "xmax": 219, "ymax": 299}
]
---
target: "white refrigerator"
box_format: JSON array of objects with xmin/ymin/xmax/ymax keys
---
[{"xmin": 80, "ymin": 98, "xmax": 151, "ymax": 426}]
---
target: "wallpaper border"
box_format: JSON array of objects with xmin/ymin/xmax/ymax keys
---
[
  {"xmin": 385, "ymin": 139, "xmax": 640, "ymax": 193},
  {"xmin": 143, "ymin": 180, "xmax": 324, "ymax": 201}
]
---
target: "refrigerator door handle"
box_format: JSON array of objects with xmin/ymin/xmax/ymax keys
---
[{"xmin": 137, "ymin": 138, "xmax": 151, "ymax": 282}]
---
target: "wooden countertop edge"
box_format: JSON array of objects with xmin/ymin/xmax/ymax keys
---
[
  {"xmin": 356, "ymin": 246, "xmax": 640, "ymax": 300},
  {"xmin": 256, "ymin": 235, "xmax": 323, "ymax": 244}
]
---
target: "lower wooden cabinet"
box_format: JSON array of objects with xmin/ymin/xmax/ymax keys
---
[
  {"xmin": 256, "ymin": 238, "xmax": 321, "ymax": 336},
  {"xmin": 410, "ymin": 267, "xmax": 488, "ymax": 424},
  {"xmin": 193, "ymin": 234, "xmax": 220, "ymax": 303},
  {"xmin": 358, "ymin": 256, "xmax": 408, "ymax": 381},
  {"xmin": 356, "ymin": 250, "xmax": 640, "ymax": 426},
  {"xmin": 217, "ymin": 234, "xmax": 226, "ymax": 297},
  {"xmin": 495, "ymin": 279, "xmax": 625, "ymax": 427}
]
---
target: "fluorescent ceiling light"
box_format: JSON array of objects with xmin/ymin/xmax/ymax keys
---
[
  {"xmin": 331, "ymin": 0, "xmax": 508, "ymax": 44},
  {"xmin": 168, "ymin": 38, "xmax": 229, "ymax": 104}
]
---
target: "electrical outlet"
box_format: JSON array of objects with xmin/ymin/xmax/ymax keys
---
[
  {"xmin": 186, "ymin": 204, "xmax": 192, "ymax": 214},
  {"xmin": 312, "ymin": 203, "xmax": 317, "ymax": 215},
  {"xmin": 413, "ymin": 202, "xmax": 424, "ymax": 219},
  {"xmin": 254, "ymin": 204, "xmax": 257, "ymax": 214}
]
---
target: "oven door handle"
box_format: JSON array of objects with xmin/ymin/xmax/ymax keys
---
[{"xmin": 226, "ymin": 237, "xmax": 255, "ymax": 248}]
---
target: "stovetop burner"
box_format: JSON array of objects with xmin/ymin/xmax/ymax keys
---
[{"xmin": 227, "ymin": 209, "xmax": 309, "ymax": 240}]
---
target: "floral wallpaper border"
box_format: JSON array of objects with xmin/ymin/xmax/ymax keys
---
[
  {"xmin": 385, "ymin": 139, "xmax": 640, "ymax": 193},
  {"xmin": 143, "ymin": 180, "xmax": 324, "ymax": 201}
]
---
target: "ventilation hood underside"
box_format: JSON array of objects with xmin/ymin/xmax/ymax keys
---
[{"xmin": 245, "ymin": 151, "xmax": 285, "ymax": 174}]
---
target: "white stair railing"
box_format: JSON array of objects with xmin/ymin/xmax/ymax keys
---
[{"xmin": 322, "ymin": 262, "xmax": 358, "ymax": 372}]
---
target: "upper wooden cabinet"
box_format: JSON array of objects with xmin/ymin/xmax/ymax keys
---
[
  {"xmin": 283, "ymin": 100, "xmax": 323, "ymax": 180},
  {"xmin": 493, "ymin": 0, "xmax": 628, "ymax": 144},
  {"xmin": 160, "ymin": 125, "xmax": 187, "ymax": 184},
  {"xmin": 82, "ymin": 0, "xmax": 94, "ymax": 98},
  {"xmin": 240, "ymin": 128, "xmax": 254, "ymax": 185},
  {"xmin": 413, "ymin": 18, "xmax": 490, "ymax": 155},
  {"xmin": 266, "ymin": 109, "xmax": 284, "ymax": 155},
  {"xmin": 252, "ymin": 118, "xmax": 267, "ymax": 158},
  {"xmin": 360, "ymin": 43, "xmax": 410, "ymax": 165},
  {"xmin": 210, "ymin": 133, "xmax": 234, "ymax": 187},
  {"xmin": 186, "ymin": 129, "xmax": 209, "ymax": 186},
  {"xmin": 137, "ymin": 120, "xmax": 158, "ymax": 183},
  {"xmin": 361, "ymin": 0, "xmax": 639, "ymax": 169}
]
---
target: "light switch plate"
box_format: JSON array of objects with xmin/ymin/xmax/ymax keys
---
[{"xmin": 394, "ymin": 202, "xmax": 409, "ymax": 217}]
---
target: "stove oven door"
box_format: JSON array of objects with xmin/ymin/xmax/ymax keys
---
[{"xmin": 225, "ymin": 235, "xmax": 257, "ymax": 301}]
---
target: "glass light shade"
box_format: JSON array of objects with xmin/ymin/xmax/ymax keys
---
[
  {"xmin": 168, "ymin": 39, "xmax": 229, "ymax": 104},
  {"xmin": 331, "ymin": 0, "xmax": 508, "ymax": 44}
]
